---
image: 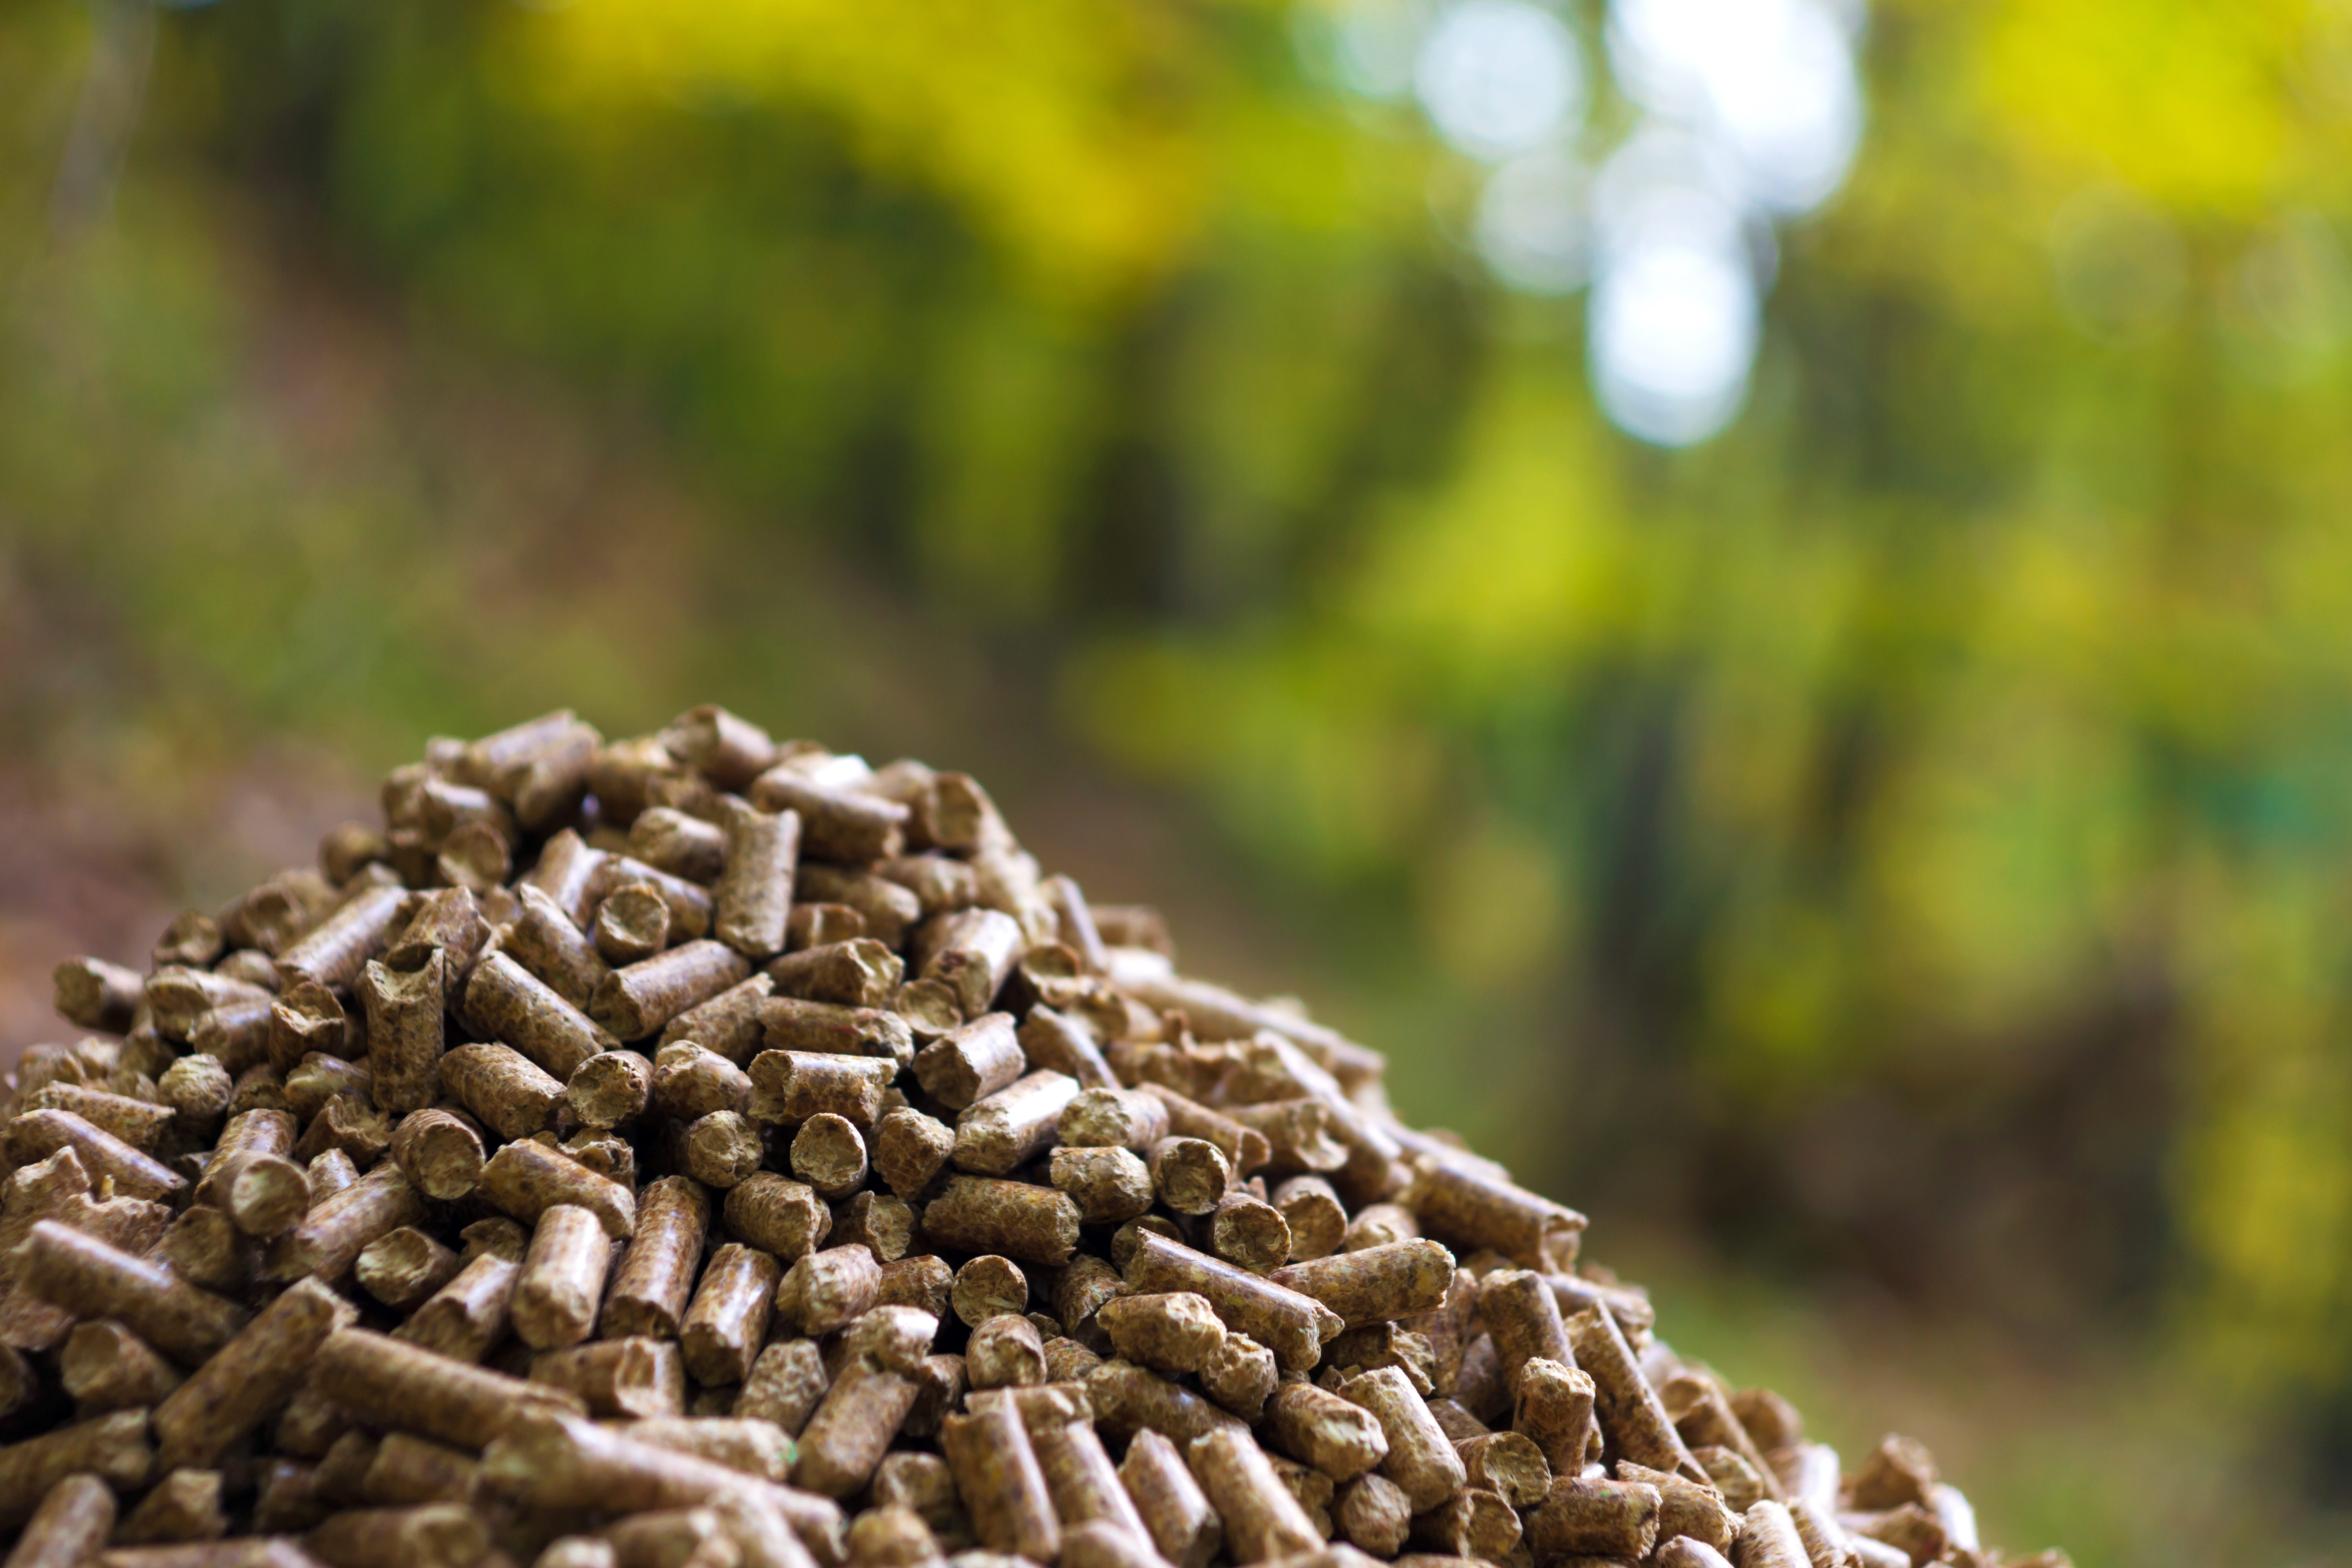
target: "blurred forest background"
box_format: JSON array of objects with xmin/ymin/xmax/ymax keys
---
[{"xmin": 6, "ymin": 0, "xmax": 2352, "ymax": 1561}]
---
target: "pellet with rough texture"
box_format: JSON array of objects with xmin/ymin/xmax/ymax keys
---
[
  {"xmin": 314, "ymin": 1328, "xmax": 586, "ymax": 1450},
  {"xmin": 514, "ymin": 1204, "xmax": 614, "ymax": 1350},
  {"xmin": 909, "ymin": 1014, "xmax": 1024, "ymax": 1110},
  {"xmin": 266, "ymin": 1159, "xmax": 427, "ymax": 1283},
  {"xmin": 476, "ymin": 1138, "xmax": 636, "ymax": 1238},
  {"xmin": 797, "ymin": 1360, "xmax": 920, "ymax": 1500},
  {"xmin": 439, "ymin": 1042, "xmax": 565, "ymax": 1141},
  {"xmin": 594, "ymin": 940, "xmax": 755, "ymax": 1042},
  {"xmin": 939, "ymin": 1402, "xmax": 1060, "ymax": 1562},
  {"xmin": 465, "ymin": 951, "xmax": 619, "ymax": 1079},
  {"xmin": 14, "ymin": 1221, "xmax": 249, "ymax": 1365},
  {"xmin": 387, "ymin": 1108, "xmax": 485, "ymax": 1203},
  {"xmin": 1123, "ymin": 1230, "xmax": 1338, "ymax": 1374},
  {"xmin": 5, "ymin": 1471, "xmax": 118, "ymax": 1567},
  {"xmin": 602, "ymin": 1176, "xmax": 711, "ymax": 1339},
  {"xmin": 682, "ymin": 1243, "xmax": 782, "ymax": 1385},
  {"xmin": 768, "ymin": 939, "xmax": 902, "ymax": 1010},
  {"xmin": 392, "ymin": 1252, "xmax": 518, "ymax": 1363},
  {"xmin": 0, "ymin": 1409, "xmax": 154, "ymax": 1532},
  {"xmin": 750, "ymin": 1051, "xmax": 900, "ymax": 1127},
  {"xmin": 356, "ymin": 1227, "xmax": 461, "ymax": 1312},
  {"xmin": 508, "ymin": 882, "xmax": 613, "ymax": 1014},
  {"xmin": 1187, "ymin": 1426, "xmax": 1321, "ymax": 1565},
  {"xmin": 760, "ymin": 998, "xmax": 914, "ymax": 1069},
  {"xmin": 920, "ymin": 1177, "xmax": 1081, "ymax": 1268},
  {"xmin": 1116, "ymin": 1428, "xmax": 1219, "ymax": 1568}
]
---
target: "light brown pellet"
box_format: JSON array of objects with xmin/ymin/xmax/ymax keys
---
[
  {"xmin": 920, "ymin": 1177, "xmax": 1080, "ymax": 1269},
  {"xmin": 269, "ymin": 884, "xmax": 416, "ymax": 995},
  {"xmin": 593, "ymin": 940, "xmax": 754, "ymax": 1042},
  {"xmin": 1617, "ymin": 1459, "xmax": 1740, "ymax": 1555},
  {"xmin": 737, "ymin": 1340, "xmax": 829, "ymax": 1436},
  {"xmin": 1564, "ymin": 1305, "xmax": 1704, "ymax": 1482},
  {"xmin": 792, "ymin": 1114, "xmax": 870, "ymax": 1200},
  {"xmin": 602, "ymin": 1176, "xmax": 711, "ymax": 1340},
  {"xmin": 534, "ymin": 1338, "xmax": 687, "ymax": 1420},
  {"xmin": 1123, "ymin": 1230, "xmax": 1339, "ymax": 1374},
  {"xmin": 954, "ymin": 1070, "xmax": 1079, "ymax": 1177},
  {"xmin": 1263, "ymin": 1381, "xmax": 1388, "ymax": 1483},
  {"xmin": 1524, "ymin": 1476, "xmax": 1661, "ymax": 1560},
  {"xmin": 768, "ymin": 939, "xmax": 903, "ymax": 1010},
  {"xmin": 902, "ymin": 1352, "xmax": 967, "ymax": 1443},
  {"xmin": 723, "ymin": 1172, "xmax": 833, "ymax": 1261},
  {"xmin": 477, "ymin": 1138, "xmax": 637, "ymax": 1239},
  {"xmin": 60, "ymin": 1320, "xmax": 184, "ymax": 1414},
  {"xmin": 592, "ymin": 855, "xmax": 717, "ymax": 943},
  {"xmin": 829, "ymin": 1191, "xmax": 916, "ymax": 1263},
  {"xmin": 1267, "ymin": 1240, "xmax": 1453, "ymax": 1331},
  {"xmin": 307, "ymin": 1147, "xmax": 360, "ymax": 1207},
  {"xmin": 1013, "ymin": 1007, "xmax": 1117, "ymax": 1093},
  {"xmin": 655, "ymin": 977, "xmax": 776, "ymax": 1075},
  {"xmin": 909, "ymin": 1013, "xmax": 1024, "ymax": 1110},
  {"xmin": 1408, "ymin": 1487, "xmax": 1522, "ymax": 1560},
  {"xmin": 15, "ymin": 1220, "xmax": 249, "ymax": 1365},
  {"xmin": 511, "ymin": 884, "xmax": 615, "ymax": 1012},
  {"xmin": 356, "ymin": 1227, "xmax": 463, "ymax": 1312},
  {"xmin": 1479, "ymin": 1269, "xmax": 1572, "ymax": 1393},
  {"xmin": 439, "ymin": 1043, "xmax": 566, "ymax": 1143},
  {"xmin": 847, "ymin": 1502, "xmax": 944, "ymax": 1568},
  {"xmin": 267, "ymin": 982, "xmax": 347, "ymax": 1074},
  {"xmin": 266, "ymin": 1159, "xmax": 428, "ymax": 1283},
  {"xmin": 684, "ymin": 1109, "xmax": 768, "ymax": 1188},
  {"xmin": 563, "ymin": 1048, "xmax": 652, "ymax": 1131},
  {"xmin": 1454, "ymin": 1430, "xmax": 1548, "ymax": 1507},
  {"xmin": 5, "ymin": 1109, "xmax": 184, "ymax": 1203},
  {"xmin": 393, "ymin": 1252, "xmax": 518, "ymax": 1363},
  {"xmin": 943, "ymin": 1256, "xmax": 1024, "ymax": 1328},
  {"xmin": 358, "ymin": 949, "xmax": 445, "ymax": 1123},
  {"xmin": 630, "ymin": 805, "xmax": 730, "ymax": 884},
  {"xmin": 1082, "ymin": 1361, "xmax": 1234, "ymax": 1448},
  {"xmin": 1187, "ymin": 1426, "xmax": 1321, "ymax": 1564},
  {"xmin": 0, "ymin": 1409, "xmax": 154, "ymax": 1532},
  {"xmin": 786, "ymin": 903, "xmax": 868, "ymax": 953},
  {"xmin": 595, "ymin": 882, "xmax": 673, "ymax": 966},
  {"xmin": 939, "ymin": 1402, "xmax": 1060, "ymax": 1562},
  {"xmin": 681, "ymin": 1243, "xmax": 782, "ymax": 1384},
  {"xmin": 6, "ymin": 1471, "xmax": 117, "ymax": 1566},
  {"xmin": 287, "ymin": 1053, "xmax": 374, "ymax": 1123},
  {"xmin": 316, "ymin": 1328, "xmax": 585, "ymax": 1450},
  {"xmin": 1191, "ymin": 1332, "xmax": 1275, "ymax": 1422},
  {"xmin": 1512, "ymin": 1357, "xmax": 1595, "ymax": 1478},
  {"xmin": 1096, "ymin": 1293, "xmax": 1225, "ymax": 1378},
  {"xmin": 465, "ymin": 951, "xmax": 620, "ymax": 1080},
  {"xmin": 1661, "ymin": 1540, "xmax": 1739, "ymax": 1568},
  {"xmin": 1199, "ymin": 1190, "xmax": 1291, "ymax": 1276},
  {"xmin": 1028, "ymin": 1419, "xmax": 1150, "ymax": 1543},
  {"xmin": 797, "ymin": 1359, "xmax": 921, "ymax": 1499},
  {"xmin": 615, "ymin": 1416, "xmax": 797, "ymax": 1483},
  {"xmin": 1145, "ymin": 1138, "xmax": 1231, "ymax": 1217},
  {"xmin": 1338, "ymin": 1367, "xmax": 1463, "ymax": 1510},
  {"xmin": 16, "ymin": 1082, "xmax": 176, "ymax": 1151},
  {"xmin": 739, "ymin": 770, "xmax": 899, "ymax": 866},
  {"xmin": 1117, "ymin": 1428, "xmax": 1219, "ymax": 1568},
  {"xmin": 1732, "ymin": 1500, "xmax": 1812, "ymax": 1568},
  {"xmin": 912, "ymin": 909, "xmax": 1022, "ymax": 1020},
  {"xmin": 1047, "ymin": 1145, "xmax": 1154, "ymax": 1227},
  {"xmin": 776, "ymin": 1244, "xmax": 880, "ymax": 1337},
  {"xmin": 512, "ymin": 1205, "xmax": 614, "ymax": 1350},
  {"xmin": 388, "ymin": 1108, "xmax": 486, "ymax": 1202},
  {"xmin": 1266, "ymin": 1177, "xmax": 1345, "ymax": 1264},
  {"xmin": 652, "ymin": 1040, "xmax": 753, "ymax": 1119},
  {"xmin": 965, "ymin": 1314, "xmax": 1048, "ymax": 1391},
  {"xmin": 113, "ymin": 1466, "xmax": 228, "ymax": 1544},
  {"xmin": 750, "ymin": 1050, "xmax": 900, "ymax": 1127},
  {"xmin": 872, "ymin": 1108, "xmax": 955, "ymax": 1201},
  {"xmin": 1333, "ymin": 1473, "xmax": 1411, "ymax": 1557}
]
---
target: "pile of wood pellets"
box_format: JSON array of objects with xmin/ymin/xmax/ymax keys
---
[{"xmin": 0, "ymin": 709, "xmax": 2072, "ymax": 1568}]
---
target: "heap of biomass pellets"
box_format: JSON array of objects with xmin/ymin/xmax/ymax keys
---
[{"xmin": 2, "ymin": 709, "xmax": 2072, "ymax": 1568}]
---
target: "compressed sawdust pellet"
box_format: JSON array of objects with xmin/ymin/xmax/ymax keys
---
[{"xmin": 0, "ymin": 711, "xmax": 2064, "ymax": 1568}]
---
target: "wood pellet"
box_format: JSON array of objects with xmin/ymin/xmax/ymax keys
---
[{"xmin": 0, "ymin": 708, "xmax": 2065, "ymax": 1568}]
